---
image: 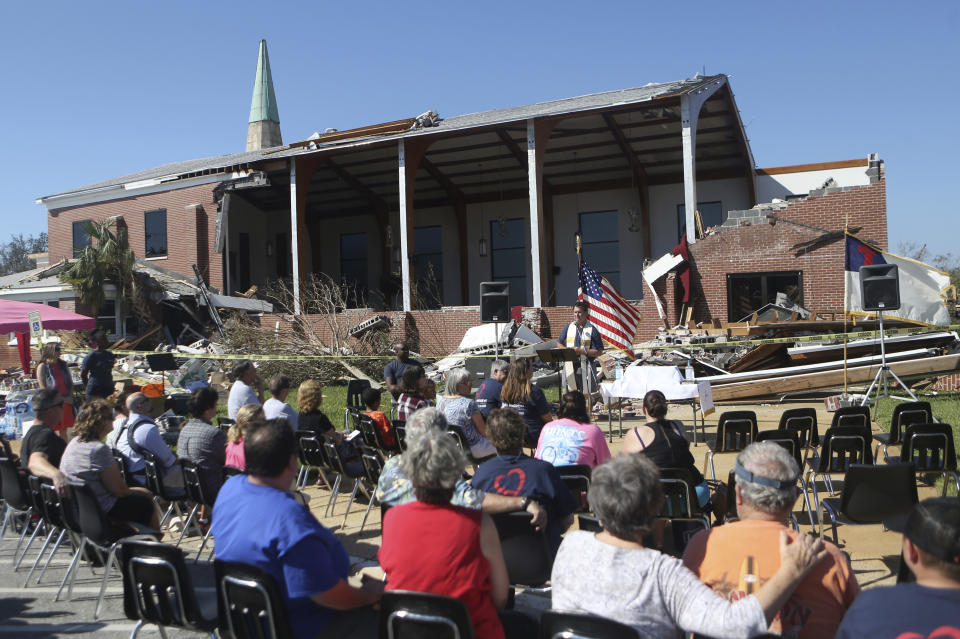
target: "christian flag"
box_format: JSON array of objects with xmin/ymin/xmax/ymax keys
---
[
  {"xmin": 578, "ymin": 260, "xmax": 641, "ymax": 353},
  {"xmin": 844, "ymin": 234, "xmax": 952, "ymax": 326}
]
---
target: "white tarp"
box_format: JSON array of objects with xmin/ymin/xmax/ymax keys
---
[{"xmin": 601, "ymin": 365, "xmax": 702, "ymax": 402}]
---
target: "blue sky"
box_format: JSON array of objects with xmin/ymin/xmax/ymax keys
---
[{"xmin": 2, "ymin": 1, "xmax": 957, "ymax": 259}]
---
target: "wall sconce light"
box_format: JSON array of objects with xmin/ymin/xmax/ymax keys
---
[
  {"xmin": 266, "ymin": 241, "xmax": 273, "ymax": 256},
  {"xmin": 478, "ymin": 238, "xmax": 488, "ymax": 257}
]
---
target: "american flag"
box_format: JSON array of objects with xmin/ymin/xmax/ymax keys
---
[{"xmin": 578, "ymin": 260, "xmax": 641, "ymax": 353}]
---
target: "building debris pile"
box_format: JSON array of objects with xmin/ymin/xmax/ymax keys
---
[{"xmin": 630, "ymin": 299, "xmax": 959, "ymax": 403}]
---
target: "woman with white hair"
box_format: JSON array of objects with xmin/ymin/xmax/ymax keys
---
[
  {"xmin": 437, "ymin": 368, "xmax": 496, "ymax": 459},
  {"xmin": 379, "ymin": 429, "xmax": 532, "ymax": 639},
  {"xmin": 551, "ymin": 454, "xmax": 828, "ymax": 638}
]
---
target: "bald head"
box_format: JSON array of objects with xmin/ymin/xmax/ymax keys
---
[{"xmin": 126, "ymin": 392, "xmax": 152, "ymax": 415}]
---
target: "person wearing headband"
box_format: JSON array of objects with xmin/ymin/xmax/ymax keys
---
[
  {"xmin": 682, "ymin": 442, "xmax": 859, "ymax": 638},
  {"xmin": 835, "ymin": 497, "xmax": 960, "ymax": 638}
]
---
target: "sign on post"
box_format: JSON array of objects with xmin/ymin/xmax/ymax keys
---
[{"xmin": 27, "ymin": 310, "xmax": 43, "ymax": 343}]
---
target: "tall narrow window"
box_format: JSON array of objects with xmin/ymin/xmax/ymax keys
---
[
  {"xmin": 490, "ymin": 218, "xmax": 527, "ymax": 308},
  {"xmin": 578, "ymin": 211, "xmax": 620, "ymax": 290},
  {"xmin": 726, "ymin": 271, "xmax": 803, "ymax": 322},
  {"xmin": 677, "ymin": 201, "xmax": 724, "ymax": 240},
  {"xmin": 413, "ymin": 225, "xmax": 443, "ymax": 308},
  {"xmin": 144, "ymin": 209, "xmax": 167, "ymax": 257},
  {"xmin": 238, "ymin": 233, "xmax": 251, "ymax": 293},
  {"xmin": 72, "ymin": 220, "xmax": 92, "ymax": 257},
  {"xmin": 340, "ymin": 232, "xmax": 368, "ymax": 307}
]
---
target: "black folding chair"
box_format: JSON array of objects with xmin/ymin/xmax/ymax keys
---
[
  {"xmin": 142, "ymin": 450, "xmax": 185, "ymax": 530},
  {"xmin": 0, "ymin": 457, "xmax": 33, "ymax": 562},
  {"xmin": 296, "ymin": 432, "xmax": 331, "ymax": 491},
  {"xmin": 805, "ymin": 424, "xmax": 874, "ymax": 520},
  {"xmin": 539, "ymin": 610, "xmax": 639, "ymax": 639},
  {"xmin": 379, "ymin": 590, "xmax": 477, "ymax": 639},
  {"xmin": 556, "ymin": 464, "xmax": 592, "ymax": 514},
  {"xmin": 111, "ymin": 447, "xmax": 133, "ymax": 486},
  {"xmin": 359, "ymin": 448, "xmax": 384, "ymax": 533},
  {"xmin": 15, "ymin": 473, "xmax": 50, "ymax": 572},
  {"xmin": 831, "ymin": 405, "xmax": 871, "ymax": 430},
  {"xmin": 65, "ymin": 478, "xmax": 161, "ymax": 618},
  {"xmin": 27, "ymin": 480, "xmax": 72, "ymax": 588},
  {"xmin": 177, "ymin": 458, "xmax": 216, "ymax": 551},
  {"xmin": 659, "ymin": 467, "xmax": 711, "ymax": 530},
  {"xmin": 217, "ymin": 417, "xmax": 235, "ymax": 435},
  {"xmin": 578, "ymin": 513, "xmax": 602, "ymax": 532},
  {"xmin": 323, "ymin": 438, "xmax": 368, "ymax": 526},
  {"xmin": 119, "ymin": 539, "xmax": 217, "ymax": 638},
  {"xmin": 393, "ymin": 420, "xmax": 408, "ymax": 451},
  {"xmin": 343, "ymin": 379, "xmax": 372, "ymax": 429},
  {"xmin": 215, "ymin": 559, "xmax": 294, "ymax": 639},
  {"xmin": 778, "ymin": 407, "xmax": 819, "ymax": 460},
  {"xmin": 819, "ymin": 462, "xmax": 918, "ymax": 544},
  {"xmin": 705, "ymin": 411, "xmax": 758, "ymax": 480},
  {"xmin": 492, "ymin": 511, "xmax": 553, "ymax": 590},
  {"xmin": 874, "ymin": 401, "xmax": 933, "ymax": 462},
  {"xmin": 900, "ymin": 423, "xmax": 959, "ymax": 497}
]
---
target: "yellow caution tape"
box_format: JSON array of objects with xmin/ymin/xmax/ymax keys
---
[{"xmin": 60, "ymin": 323, "xmax": 959, "ymax": 362}]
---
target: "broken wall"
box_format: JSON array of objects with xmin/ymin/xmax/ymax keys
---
[{"xmin": 687, "ymin": 177, "xmax": 887, "ymax": 324}]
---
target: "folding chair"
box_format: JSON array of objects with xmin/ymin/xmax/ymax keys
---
[
  {"xmin": 23, "ymin": 478, "xmax": 72, "ymax": 587},
  {"xmin": 215, "ymin": 559, "xmax": 294, "ymax": 639},
  {"xmin": 65, "ymin": 478, "xmax": 161, "ymax": 618},
  {"xmin": 819, "ymin": 462, "xmax": 918, "ymax": 544},
  {"xmin": 900, "ymin": 423, "xmax": 959, "ymax": 497},
  {"xmin": 0, "ymin": 457, "xmax": 33, "ymax": 562},
  {"xmin": 176, "ymin": 458, "xmax": 216, "ymax": 550},
  {"xmin": 539, "ymin": 610, "xmax": 639, "ymax": 639},
  {"xmin": 778, "ymin": 407, "xmax": 819, "ymax": 461},
  {"xmin": 343, "ymin": 379, "xmax": 372, "ymax": 429},
  {"xmin": 359, "ymin": 448, "xmax": 384, "ymax": 533},
  {"xmin": 556, "ymin": 464, "xmax": 592, "ymax": 514},
  {"xmin": 492, "ymin": 511, "xmax": 553, "ymax": 591},
  {"xmin": 379, "ymin": 590, "xmax": 477, "ymax": 639},
  {"xmin": 705, "ymin": 411, "xmax": 758, "ymax": 481},
  {"xmin": 805, "ymin": 424, "xmax": 874, "ymax": 519},
  {"xmin": 874, "ymin": 401, "xmax": 933, "ymax": 462},
  {"xmin": 323, "ymin": 438, "xmax": 368, "ymax": 525},
  {"xmin": 14, "ymin": 473, "xmax": 50, "ymax": 572},
  {"xmin": 659, "ymin": 467, "xmax": 712, "ymax": 533},
  {"xmin": 296, "ymin": 432, "xmax": 331, "ymax": 491},
  {"xmin": 119, "ymin": 539, "xmax": 217, "ymax": 638},
  {"xmin": 393, "ymin": 420, "xmax": 408, "ymax": 451},
  {"xmin": 142, "ymin": 451, "xmax": 185, "ymax": 530},
  {"xmin": 831, "ymin": 405, "xmax": 871, "ymax": 430}
]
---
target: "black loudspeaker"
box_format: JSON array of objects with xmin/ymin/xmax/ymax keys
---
[
  {"xmin": 480, "ymin": 281, "xmax": 510, "ymax": 322},
  {"xmin": 860, "ymin": 263, "xmax": 901, "ymax": 311}
]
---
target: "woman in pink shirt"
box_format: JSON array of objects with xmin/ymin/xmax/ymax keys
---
[
  {"xmin": 535, "ymin": 391, "xmax": 611, "ymax": 469},
  {"xmin": 224, "ymin": 404, "xmax": 263, "ymax": 470}
]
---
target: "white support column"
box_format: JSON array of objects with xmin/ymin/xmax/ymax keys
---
[
  {"xmin": 680, "ymin": 94, "xmax": 698, "ymax": 245},
  {"xmin": 398, "ymin": 140, "xmax": 412, "ymax": 311},
  {"xmin": 680, "ymin": 77, "xmax": 727, "ymax": 245},
  {"xmin": 288, "ymin": 160, "xmax": 301, "ymax": 314},
  {"xmin": 527, "ymin": 118, "xmax": 544, "ymax": 307}
]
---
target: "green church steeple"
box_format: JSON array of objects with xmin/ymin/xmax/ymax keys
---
[{"xmin": 246, "ymin": 40, "xmax": 283, "ymax": 150}]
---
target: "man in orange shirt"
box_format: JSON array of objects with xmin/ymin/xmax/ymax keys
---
[{"xmin": 682, "ymin": 442, "xmax": 859, "ymax": 638}]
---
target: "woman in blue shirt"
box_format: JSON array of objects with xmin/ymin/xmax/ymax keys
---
[{"xmin": 498, "ymin": 358, "xmax": 553, "ymax": 448}]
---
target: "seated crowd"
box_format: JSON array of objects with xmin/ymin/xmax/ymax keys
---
[{"xmin": 11, "ymin": 356, "xmax": 960, "ymax": 639}]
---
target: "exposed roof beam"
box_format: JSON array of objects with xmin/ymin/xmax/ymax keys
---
[{"xmin": 326, "ymin": 160, "xmax": 389, "ymax": 212}]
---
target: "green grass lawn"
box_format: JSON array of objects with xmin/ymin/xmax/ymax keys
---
[{"xmin": 215, "ymin": 385, "xmax": 352, "ymax": 431}]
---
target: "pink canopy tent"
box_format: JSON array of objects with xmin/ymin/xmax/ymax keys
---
[{"xmin": 0, "ymin": 299, "xmax": 96, "ymax": 372}]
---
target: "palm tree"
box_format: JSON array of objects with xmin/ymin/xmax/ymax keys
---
[{"xmin": 60, "ymin": 219, "xmax": 137, "ymax": 335}]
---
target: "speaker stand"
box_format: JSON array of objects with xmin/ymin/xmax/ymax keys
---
[{"xmin": 860, "ymin": 308, "xmax": 918, "ymax": 408}]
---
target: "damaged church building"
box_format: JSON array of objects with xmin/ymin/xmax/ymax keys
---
[{"xmin": 36, "ymin": 41, "xmax": 888, "ymax": 353}]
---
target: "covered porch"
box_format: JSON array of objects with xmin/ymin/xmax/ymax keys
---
[{"xmin": 221, "ymin": 74, "xmax": 756, "ymax": 312}]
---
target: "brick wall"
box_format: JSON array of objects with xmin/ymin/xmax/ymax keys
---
[
  {"xmin": 683, "ymin": 178, "xmax": 887, "ymax": 325},
  {"xmin": 47, "ymin": 183, "xmax": 223, "ymax": 290}
]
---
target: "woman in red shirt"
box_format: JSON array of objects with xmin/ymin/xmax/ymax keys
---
[
  {"xmin": 378, "ymin": 429, "xmax": 519, "ymax": 639},
  {"xmin": 36, "ymin": 342, "xmax": 75, "ymax": 439}
]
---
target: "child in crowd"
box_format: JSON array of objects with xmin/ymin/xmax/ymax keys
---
[{"xmin": 362, "ymin": 387, "xmax": 396, "ymax": 449}]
